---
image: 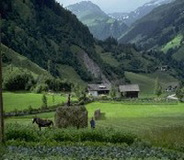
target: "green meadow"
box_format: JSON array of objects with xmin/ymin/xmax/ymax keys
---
[
  {"xmin": 161, "ymin": 34, "xmax": 183, "ymax": 53},
  {"xmin": 3, "ymin": 92, "xmax": 70, "ymax": 112},
  {"xmin": 2, "ymin": 91, "xmax": 184, "ymax": 153},
  {"xmin": 5, "ymin": 102, "xmax": 184, "ymax": 151},
  {"xmin": 6, "ymin": 102, "xmax": 184, "ymax": 131}
]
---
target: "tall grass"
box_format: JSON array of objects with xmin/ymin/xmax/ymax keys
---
[{"xmin": 143, "ymin": 126, "xmax": 184, "ymax": 152}]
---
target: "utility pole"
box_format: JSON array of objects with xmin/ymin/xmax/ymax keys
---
[{"xmin": 0, "ymin": 13, "xmax": 4, "ymax": 143}]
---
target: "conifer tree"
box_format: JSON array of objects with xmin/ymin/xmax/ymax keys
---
[{"xmin": 154, "ymin": 77, "xmax": 162, "ymax": 97}]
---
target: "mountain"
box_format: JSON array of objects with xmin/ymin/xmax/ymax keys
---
[
  {"xmin": 95, "ymin": 38, "xmax": 180, "ymax": 91},
  {"xmin": 1, "ymin": 0, "xmax": 126, "ymax": 87},
  {"xmin": 1, "ymin": 0, "xmax": 182, "ymax": 92},
  {"xmin": 119, "ymin": 0, "xmax": 184, "ymax": 51},
  {"xmin": 67, "ymin": 1, "xmax": 128, "ymax": 40},
  {"xmin": 109, "ymin": 0, "xmax": 174, "ymax": 26},
  {"xmin": 119, "ymin": 0, "xmax": 184, "ymax": 77}
]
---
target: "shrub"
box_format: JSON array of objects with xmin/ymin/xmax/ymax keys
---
[
  {"xmin": 42, "ymin": 94, "xmax": 48, "ymax": 109},
  {"xmin": 0, "ymin": 144, "xmax": 6, "ymax": 158},
  {"xmin": 34, "ymin": 84, "xmax": 49, "ymax": 93},
  {"xmin": 5, "ymin": 124, "xmax": 38, "ymax": 142},
  {"xmin": 5, "ymin": 124, "xmax": 136, "ymax": 145},
  {"xmin": 3, "ymin": 69, "xmax": 34, "ymax": 91}
]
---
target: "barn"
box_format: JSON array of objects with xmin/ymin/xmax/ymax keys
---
[
  {"xmin": 119, "ymin": 84, "xmax": 140, "ymax": 98},
  {"xmin": 88, "ymin": 84, "xmax": 111, "ymax": 97}
]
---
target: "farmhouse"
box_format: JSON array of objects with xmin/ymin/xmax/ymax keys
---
[
  {"xmin": 88, "ymin": 84, "xmax": 111, "ymax": 97},
  {"xmin": 119, "ymin": 84, "xmax": 140, "ymax": 98},
  {"xmin": 160, "ymin": 65, "xmax": 169, "ymax": 72}
]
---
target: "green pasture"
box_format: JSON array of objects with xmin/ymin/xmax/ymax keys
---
[
  {"xmin": 3, "ymin": 92, "xmax": 71, "ymax": 112},
  {"xmin": 5, "ymin": 101, "xmax": 184, "ymax": 151},
  {"xmin": 6, "ymin": 102, "xmax": 184, "ymax": 132},
  {"xmin": 161, "ymin": 34, "xmax": 183, "ymax": 53},
  {"xmin": 87, "ymin": 102, "xmax": 184, "ymax": 132}
]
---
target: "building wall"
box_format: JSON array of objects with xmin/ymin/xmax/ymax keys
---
[
  {"xmin": 89, "ymin": 91, "xmax": 98, "ymax": 97},
  {"xmin": 98, "ymin": 90, "xmax": 110, "ymax": 95},
  {"xmin": 126, "ymin": 91, "xmax": 139, "ymax": 98},
  {"xmin": 121, "ymin": 91, "xmax": 139, "ymax": 98}
]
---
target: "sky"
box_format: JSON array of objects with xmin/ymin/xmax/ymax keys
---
[{"xmin": 56, "ymin": 0, "xmax": 152, "ymax": 13}]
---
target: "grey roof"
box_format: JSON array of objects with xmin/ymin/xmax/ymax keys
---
[
  {"xmin": 88, "ymin": 84, "xmax": 111, "ymax": 91},
  {"xmin": 119, "ymin": 84, "xmax": 140, "ymax": 92}
]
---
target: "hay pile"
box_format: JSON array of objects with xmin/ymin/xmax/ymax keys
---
[
  {"xmin": 94, "ymin": 109, "xmax": 101, "ymax": 120},
  {"xmin": 55, "ymin": 105, "xmax": 88, "ymax": 129},
  {"xmin": 94, "ymin": 109, "xmax": 106, "ymax": 120}
]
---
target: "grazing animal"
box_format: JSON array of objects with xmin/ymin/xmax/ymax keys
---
[{"xmin": 32, "ymin": 118, "xmax": 54, "ymax": 130}]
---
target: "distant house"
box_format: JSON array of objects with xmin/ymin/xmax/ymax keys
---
[
  {"xmin": 119, "ymin": 84, "xmax": 140, "ymax": 98},
  {"xmin": 88, "ymin": 84, "xmax": 111, "ymax": 97},
  {"xmin": 160, "ymin": 65, "xmax": 169, "ymax": 72}
]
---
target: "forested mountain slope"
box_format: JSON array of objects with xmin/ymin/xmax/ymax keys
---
[
  {"xmin": 1, "ymin": 0, "xmax": 124, "ymax": 85},
  {"xmin": 119, "ymin": 0, "xmax": 183, "ymax": 50},
  {"xmin": 119, "ymin": 0, "xmax": 184, "ymax": 64},
  {"xmin": 1, "ymin": 0, "xmax": 182, "ymax": 89}
]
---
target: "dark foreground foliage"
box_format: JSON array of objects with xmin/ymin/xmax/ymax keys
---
[
  {"xmin": 2, "ymin": 144, "xmax": 184, "ymax": 160},
  {"xmin": 3, "ymin": 124, "xmax": 184, "ymax": 159}
]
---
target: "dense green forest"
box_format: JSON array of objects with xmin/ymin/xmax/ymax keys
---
[
  {"xmin": 1, "ymin": 0, "xmax": 93, "ymax": 80},
  {"xmin": 1, "ymin": 0, "xmax": 126, "ymax": 90}
]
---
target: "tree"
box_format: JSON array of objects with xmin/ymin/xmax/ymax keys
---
[
  {"xmin": 3, "ymin": 69, "xmax": 34, "ymax": 91},
  {"xmin": 47, "ymin": 60, "xmax": 51, "ymax": 74},
  {"xmin": 154, "ymin": 77, "xmax": 162, "ymax": 97},
  {"xmin": 73, "ymin": 85, "xmax": 86, "ymax": 102},
  {"xmin": 52, "ymin": 94, "xmax": 55, "ymax": 104},
  {"xmin": 109, "ymin": 85, "xmax": 117, "ymax": 99},
  {"xmin": 176, "ymin": 82, "xmax": 184, "ymax": 101},
  {"xmin": 42, "ymin": 94, "xmax": 48, "ymax": 108},
  {"xmin": 176, "ymin": 87, "xmax": 184, "ymax": 101}
]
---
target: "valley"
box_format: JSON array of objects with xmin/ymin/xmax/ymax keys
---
[{"xmin": 0, "ymin": 0, "xmax": 184, "ymax": 159}]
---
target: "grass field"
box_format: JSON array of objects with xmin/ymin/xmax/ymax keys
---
[
  {"xmin": 161, "ymin": 34, "xmax": 183, "ymax": 53},
  {"xmin": 5, "ymin": 102, "xmax": 184, "ymax": 133},
  {"xmin": 3, "ymin": 92, "xmax": 72, "ymax": 112},
  {"xmin": 5, "ymin": 102, "xmax": 184, "ymax": 151}
]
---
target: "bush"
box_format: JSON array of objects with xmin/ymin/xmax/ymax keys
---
[
  {"xmin": 34, "ymin": 84, "xmax": 49, "ymax": 93},
  {"xmin": 45, "ymin": 78, "xmax": 71, "ymax": 92},
  {"xmin": 3, "ymin": 69, "xmax": 34, "ymax": 91},
  {"xmin": 5, "ymin": 124, "xmax": 136, "ymax": 145},
  {"xmin": 0, "ymin": 144, "xmax": 6, "ymax": 158},
  {"xmin": 42, "ymin": 94, "xmax": 48, "ymax": 109},
  {"xmin": 5, "ymin": 124, "xmax": 38, "ymax": 142}
]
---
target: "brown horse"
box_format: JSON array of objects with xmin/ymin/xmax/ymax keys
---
[{"xmin": 32, "ymin": 118, "xmax": 54, "ymax": 130}]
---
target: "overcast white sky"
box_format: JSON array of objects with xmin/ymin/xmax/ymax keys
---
[{"xmin": 56, "ymin": 0, "xmax": 152, "ymax": 13}]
